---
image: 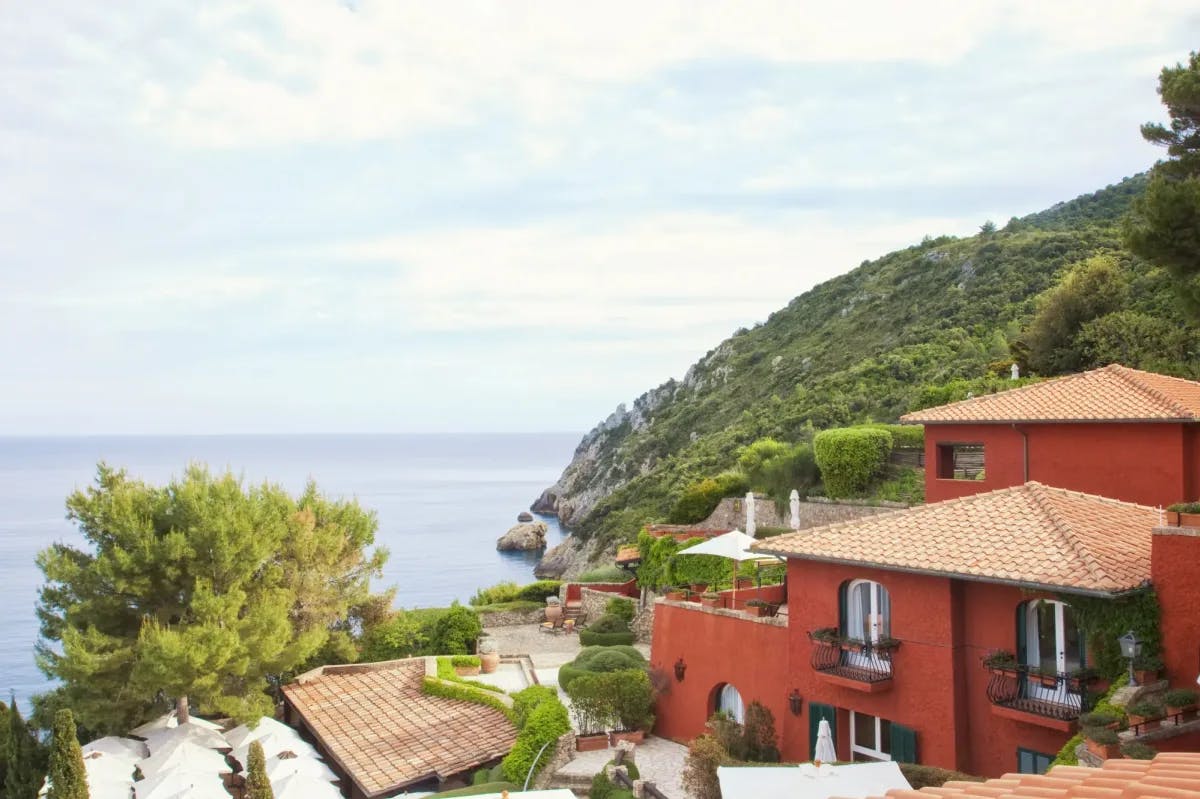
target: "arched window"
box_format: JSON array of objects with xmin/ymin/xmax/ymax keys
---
[
  {"xmin": 715, "ymin": 683, "xmax": 745, "ymax": 724},
  {"xmin": 1019, "ymin": 599, "xmax": 1083, "ymax": 675},
  {"xmin": 841, "ymin": 579, "xmax": 892, "ymax": 643}
]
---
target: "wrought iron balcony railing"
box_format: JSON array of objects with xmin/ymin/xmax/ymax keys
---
[
  {"xmin": 808, "ymin": 632, "xmax": 895, "ymax": 684},
  {"xmin": 985, "ymin": 663, "xmax": 1095, "ymax": 721}
]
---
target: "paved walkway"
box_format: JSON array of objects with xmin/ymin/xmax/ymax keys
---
[{"xmin": 553, "ymin": 736, "xmax": 690, "ymax": 799}]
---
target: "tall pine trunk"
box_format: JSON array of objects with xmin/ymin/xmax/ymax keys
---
[{"xmin": 176, "ymin": 695, "xmax": 190, "ymax": 725}]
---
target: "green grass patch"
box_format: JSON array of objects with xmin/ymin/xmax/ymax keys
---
[{"xmin": 871, "ymin": 466, "xmax": 925, "ymax": 505}]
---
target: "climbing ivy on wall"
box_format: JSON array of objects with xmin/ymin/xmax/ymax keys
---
[{"xmin": 1060, "ymin": 589, "xmax": 1161, "ymax": 680}]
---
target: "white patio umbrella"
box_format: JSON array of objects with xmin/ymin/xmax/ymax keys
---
[
  {"xmin": 745, "ymin": 492, "xmax": 756, "ymax": 537},
  {"xmin": 271, "ymin": 773, "xmax": 345, "ymax": 799},
  {"xmin": 675, "ymin": 529, "xmax": 782, "ymax": 604},
  {"xmin": 138, "ymin": 740, "xmax": 232, "ymax": 777},
  {"xmin": 144, "ymin": 722, "xmax": 228, "ymax": 754},
  {"xmin": 266, "ymin": 754, "xmax": 338, "ymax": 783},
  {"xmin": 232, "ymin": 734, "xmax": 317, "ymax": 767},
  {"xmin": 224, "ymin": 716, "xmax": 302, "ymax": 750},
  {"xmin": 129, "ymin": 711, "xmax": 221, "ymax": 738},
  {"xmin": 81, "ymin": 751, "xmax": 138, "ymax": 783},
  {"xmin": 82, "ymin": 780, "xmax": 136, "ymax": 799},
  {"xmin": 813, "ymin": 717, "xmax": 837, "ymax": 763},
  {"xmin": 83, "ymin": 736, "xmax": 149, "ymax": 761},
  {"xmin": 133, "ymin": 769, "xmax": 229, "ymax": 799}
]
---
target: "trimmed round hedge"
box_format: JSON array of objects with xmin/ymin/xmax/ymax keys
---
[
  {"xmin": 558, "ymin": 645, "xmax": 647, "ymax": 691},
  {"xmin": 813, "ymin": 427, "xmax": 893, "ymax": 498}
]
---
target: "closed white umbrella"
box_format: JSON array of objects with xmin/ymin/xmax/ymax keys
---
[
  {"xmin": 83, "ymin": 737, "xmax": 149, "ymax": 762},
  {"xmin": 138, "ymin": 741, "xmax": 231, "ymax": 777},
  {"xmin": 271, "ymin": 773, "xmax": 345, "ymax": 799},
  {"xmin": 266, "ymin": 754, "xmax": 338, "ymax": 783},
  {"xmin": 745, "ymin": 492, "xmax": 756, "ymax": 537},
  {"xmin": 789, "ymin": 489, "xmax": 801, "ymax": 530},
  {"xmin": 224, "ymin": 717, "xmax": 301, "ymax": 750},
  {"xmin": 813, "ymin": 718, "xmax": 837, "ymax": 763},
  {"xmin": 144, "ymin": 723, "xmax": 228, "ymax": 754}
]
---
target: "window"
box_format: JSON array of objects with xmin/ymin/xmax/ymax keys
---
[
  {"xmin": 936, "ymin": 443, "xmax": 985, "ymax": 480},
  {"xmin": 844, "ymin": 579, "xmax": 891, "ymax": 643},
  {"xmin": 850, "ymin": 712, "xmax": 918, "ymax": 764},
  {"xmin": 715, "ymin": 683, "xmax": 745, "ymax": 724},
  {"xmin": 1018, "ymin": 748, "xmax": 1054, "ymax": 774},
  {"xmin": 1020, "ymin": 599, "xmax": 1082, "ymax": 675}
]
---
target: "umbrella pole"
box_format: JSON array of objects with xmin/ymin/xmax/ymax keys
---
[{"xmin": 732, "ymin": 561, "xmax": 738, "ymax": 607}]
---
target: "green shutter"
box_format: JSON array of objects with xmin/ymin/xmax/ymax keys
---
[
  {"xmin": 809, "ymin": 703, "xmax": 837, "ymax": 760},
  {"xmin": 890, "ymin": 723, "xmax": 918, "ymax": 764},
  {"xmin": 838, "ymin": 582, "xmax": 848, "ymax": 636},
  {"xmin": 1016, "ymin": 602, "xmax": 1027, "ymax": 665}
]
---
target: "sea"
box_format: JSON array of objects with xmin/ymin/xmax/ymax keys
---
[{"xmin": 0, "ymin": 433, "xmax": 578, "ymax": 710}]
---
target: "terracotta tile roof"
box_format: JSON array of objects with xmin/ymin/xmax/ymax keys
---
[
  {"xmin": 282, "ymin": 659, "xmax": 516, "ymax": 797},
  {"xmin": 616, "ymin": 545, "xmax": 641, "ymax": 564},
  {"xmin": 865, "ymin": 752, "xmax": 1200, "ymax": 799},
  {"xmin": 754, "ymin": 482, "xmax": 1156, "ymax": 595},
  {"xmin": 901, "ymin": 364, "xmax": 1200, "ymax": 424}
]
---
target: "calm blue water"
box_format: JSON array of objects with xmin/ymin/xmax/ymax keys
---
[{"xmin": 0, "ymin": 433, "xmax": 577, "ymax": 710}]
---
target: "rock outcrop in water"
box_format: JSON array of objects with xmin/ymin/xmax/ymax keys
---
[{"xmin": 496, "ymin": 521, "xmax": 547, "ymax": 551}]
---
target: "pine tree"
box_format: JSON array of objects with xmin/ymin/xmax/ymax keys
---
[
  {"xmin": 244, "ymin": 740, "xmax": 274, "ymax": 799},
  {"xmin": 36, "ymin": 464, "xmax": 389, "ymax": 732},
  {"xmin": 5, "ymin": 698, "xmax": 44, "ymax": 799},
  {"xmin": 46, "ymin": 710, "xmax": 88, "ymax": 799}
]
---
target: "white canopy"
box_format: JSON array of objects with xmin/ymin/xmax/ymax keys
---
[
  {"xmin": 266, "ymin": 754, "xmax": 338, "ymax": 783},
  {"xmin": 138, "ymin": 740, "xmax": 232, "ymax": 777},
  {"xmin": 271, "ymin": 773, "xmax": 345, "ymax": 799},
  {"xmin": 224, "ymin": 717, "xmax": 302, "ymax": 750},
  {"xmin": 83, "ymin": 737, "xmax": 149, "ymax": 762},
  {"xmin": 718, "ymin": 761, "xmax": 910, "ymax": 799},
  {"xmin": 675, "ymin": 530, "xmax": 778, "ymax": 562},
  {"xmin": 129, "ymin": 711, "xmax": 222, "ymax": 738},
  {"xmin": 82, "ymin": 751, "xmax": 138, "ymax": 783},
  {"xmin": 133, "ymin": 769, "xmax": 229, "ymax": 799},
  {"xmin": 144, "ymin": 722, "xmax": 228, "ymax": 754},
  {"xmin": 232, "ymin": 734, "xmax": 317, "ymax": 767},
  {"xmin": 83, "ymin": 780, "xmax": 136, "ymax": 799}
]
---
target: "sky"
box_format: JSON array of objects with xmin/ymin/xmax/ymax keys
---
[{"xmin": 2, "ymin": 2, "xmax": 1198, "ymax": 435}]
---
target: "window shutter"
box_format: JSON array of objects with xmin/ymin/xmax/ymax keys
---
[
  {"xmin": 1016, "ymin": 603, "xmax": 1027, "ymax": 665},
  {"xmin": 809, "ymin": 703, "xmax": 836, "ymax": 760},
  {"xmin": 838, "ymin": 582, "xmax": 848, "ymax": 636},
  {"xmin": 891, "ymin": 723, "xmax": 918, "ymax": 764}
]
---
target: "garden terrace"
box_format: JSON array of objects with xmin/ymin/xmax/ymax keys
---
[
  {"xmin": 661, "ymin": 583, "xmax": 787, "ymax": 620},
  {"xmin": 984, "ymin": 663, "xmax": 1095, "ymax": 729}
]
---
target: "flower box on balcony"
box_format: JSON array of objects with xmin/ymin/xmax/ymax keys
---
[
  {"xmin": 1128, "ymin": 699, "xmax": 1165, "ymax": 731},
  {"xmin": 1084, "ymin": 737, "xmax": 1121, "ymax": 760},
  {"xmin": 1165, "ymin": 689, "xmax": 1198, "ymax": 719},
  {"xmin": 744, "ymin": 600, "xmax": 776, "ymax": 617},
  {"xmin": 664, "ymin": 590, "xmax": 687, "ymax": 601},
  {"xmin": 701, "ymin": 593, "xmax": 723, "ymax": 609},
  {"xmin": 1180, "ymin": 512, "xmax": 1200, "ymax": 528},
  {"xmin": 1083, "ymin": 725, "xmax": 1121, "ymax": 759}
]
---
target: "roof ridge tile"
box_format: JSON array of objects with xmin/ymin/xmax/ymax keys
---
[{"xmin": 1107, "ymin": 365, "xmax": 1197, "ymax": 420}]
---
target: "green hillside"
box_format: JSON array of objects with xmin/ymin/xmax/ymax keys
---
[{"xmin": 546, "ymin": 174, "xmax": 1198, "ymax": 551}]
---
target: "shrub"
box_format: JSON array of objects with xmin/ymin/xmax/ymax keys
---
[
  {"xmin": 579, "ymin": 630, "xmax": 636, "ymax": 647},
  {"xmin": 588, "ymin": 614, "xmax": 631, "ymax": 634},
  {"xmin": 470, "ymin": 581, "xmax": 521, "ymax": 606},
  {"xmin": 813, "ymin": 427, "xmax": 893, "ymax": 498},
  {"xmin": 862, "ymin": 423, "xmax": 926, "ymax": 450},
  {"xmin": 610, "ymin": 670, "xmax": 655, "ymax": 731},
  {"xmin": 517, "ymin": 580, "xmax": 563, "ymax": 602},
  {"xmin": 1168, "ymin": 501, "xmax": 1200, "ymax": 513},
  {"xmin": 669, "ymin": 479, "xmax": 725, "ymax": 524},
  {"xmin": 512, "ymin": 685, "xmax": 560, "ymax": 728},
  {"xmin": 429, "ymin": 602, "xmax": 482, "ymax": 655},
  {"xmin": 742, "ymin": 701, "xmax": 780, "ymax": 763},
  {"xmin": 422, "ymin": 677, "xmax": 512, "ymax": 718},
  {"xmin": 1166, "ymin": 688, "xmax": 1199, "ymax": 707},
  {"xmin": 429, "ymin": 782, "xmax": 520, "ymax": 798},
  {"xmin": 741, "ymin": 441, "xmax": 820, "ymax": 502},
  {"xmin": 589, "ymin": 772, "xmax": 636, "ymax": 799},
  {"xmin": 500, "ymin": 693, "xmax": 571, "ymax": 784},
  {"xmin": 577, "ymin": 566, "xmax": 630, "ymax": 583},
  {"xmin": 245, "ymin": 740, "xmax": 273, "ymax": 799},
  {"xmin": 1128, "ymin": 699, "xmax": 1165, "ymax": 719},
  {"xmin": 898, "ymin": 764, "xmax": 983, "ymax": 789},
  {"xmin": 450, "ymin": 655, "xmax": 481, "ymax": 668},
  {"xmin": 565, "ymin": 672, "xmax": 616, "ymax": 734},
  {"xmin": 605, "ymin": 597, "xmax": 635, "ymax": 622},
  {"xmin": 360, "ymin": 610, "xmax": 428, "ymax": 661},
  {"xmin": 682, "ymin": 734, "xmax": 729, "ymax": 799},
  {"xmin": 1083, "ymin": 726, "xmax": 1119, "ymax": 745},
  {"xmin": 1079, "ymin": 710, "xmax": 1122, "ymax": 728},
  {"xmin": 1121, "ymin": 742, "xmax": 1158, "ymax": 760},
  {"xmin": 47, "ymin": 709, "xmax": 87, "ymax": 799},
  {"xmin": 558, "ymin": 646, "xmax": 647, "ymax": 691}
]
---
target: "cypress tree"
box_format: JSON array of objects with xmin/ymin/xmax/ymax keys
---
[
  {"xmin": 5, "ymin": 697, "xmax": 43, "ymax": 799},
  {"xmin": 0, "ymin": 698, "xmax": 9, "ymax": 792},
  {"xmin": 46, "ymin": 710, "xmax": 88, "ymax": 799},
  {"xmin": 244, "ymin": 739, "xmax": 274, "ymax": 799}
]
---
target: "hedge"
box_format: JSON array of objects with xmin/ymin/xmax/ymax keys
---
[
  {"xmin": 512, "ymin": 685, "xmax": 560, "ymax": 728},
  {"xmin": 813, "ymin": 427, "xmax": 893, "ymax": 498},
  {"xmin": 470, "ymin": 580, "xmax": 563, "ymax": 606},
  {"xmin": 421, "ymin": 677, "xmax": 513, "ymax": 720},
  {"xmin": 577, "ymin": 566, "xmax": 631, "ymax": 583},
  {"xmin": 500, "ymin": 691, "xmax": 571, "ymax": 784},
  {"xmin": 564, "ymin": 670, "xmax": 653, "ymax": 734},
  {"xmin": 863, "ymin": 423, "xmax": 925, "ymax": 450},
  {"xmin": 558, "ymin": 646, "xmax": 647, "ymax": 692},
  {"xmin": 669, "ymin": 472, "xmax": 749, "ymax": 524},
  {"xmin": 579, "ymin": 630, "xmax": 636, "ymax": 647}
]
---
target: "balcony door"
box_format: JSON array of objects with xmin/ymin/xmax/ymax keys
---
[
  {"xmin": 1021, "ymin": 599, "xmax": 1081, "ymax": 701},
  {"xmin": 844, "ymin": 579, "xmax": 891, "ymax": 673}
]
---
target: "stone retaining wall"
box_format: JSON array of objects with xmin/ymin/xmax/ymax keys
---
[
  {"xmin": 479, "ymin": 606, "xmax": 547, "ymax": 627},
  {"xmin": 581, "ymin": 586, "xmax": 632, "ymax": 623},
  {"xmin": 632, "ymin": 593, "xmax": 655, "ymax": 643},
  {"xmin": 532, "ymin": 731, "xmax": 578, "ymax": 789}
]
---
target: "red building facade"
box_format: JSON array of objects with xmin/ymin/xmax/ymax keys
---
[{"xmin": 649, "ymin": 365, "xmax": 1200, "ymax": 777}]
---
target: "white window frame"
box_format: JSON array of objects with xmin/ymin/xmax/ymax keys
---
[
  {"xmin": 849, "ymin": 711, "xmax": 891, "ymax": 762},
  {"xmin": 716, "ymin": 683, "xmax": 745, "ymax": 724},
  {"xmin": 1024, "ymin": 599, "xmax": 1080, "ymax": 675},
  {"xmin": 846, "ymin": 579, "xmax": 891, "ymax": 644}
]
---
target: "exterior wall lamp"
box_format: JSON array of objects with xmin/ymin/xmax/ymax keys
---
[
  {"xmin": 1119, "ymin": 630, "xmax": 1143, "ymax": 686},
  {"xmin": 788, "ymin": 690, "xmax": 803, "ymax": 716},
  {"xmin": 674, "ymin": 658, "xmax": 687, "ymax": 682}
]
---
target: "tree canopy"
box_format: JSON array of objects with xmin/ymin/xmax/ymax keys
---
[
  {"xmin": 5, "ymin": 698, "xmax": 43, "ymax": 799},
  {"xmin": 1124, "ymin": 51, "xmax": 1200, "ymax": 315},
  {"xmin": 36, "ymin": 464, "xmax": 389, "ymax": 733}
]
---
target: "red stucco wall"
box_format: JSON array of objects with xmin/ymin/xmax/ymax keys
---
[
  {"xmin": 924, "ymin": 422, "xmax": 1193, "ymax": 506},
  {"xmin": 1152, "ymin": 529, "xmax": 1200, "ymax": 688}
]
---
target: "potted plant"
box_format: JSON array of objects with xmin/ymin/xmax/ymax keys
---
[
  {"xmin": 1121, "ymin": 742, "xmax": 1158, "ymax": 761},
  {"xmin": 1133, "ymin": 653, "xmax": 1164, "ymax": 685},
  {"xmin": 734, "ymin": 575, "xmax": 754, "ymax": 590},
  {"xmin": 1082, "ymin": 725, "xmax": 1121, "ymax": 759},
  {"xmin": 700, "ymin": 592, "xmax": 723, "ymax": 609},
  {"xmin": 874, "ymin": 637, "xmax": 901, "ymax": 652},
  {"xmin": 1079, "ymin": 710, "xmax": 1124, "ymax": 731},
  {"xmin": 983, "ymin": 649, "xmax": 1019, "ymax": 675},
  {"xmin": 478, "ymin": 638, "xmax": 500, "ymax": 674},
  {"xmin": 1127, "ymin": 698, "xmax": 1166, "ymax": 730},
  {"xmin": 689, "ymin": 581, "xmax": 710, "ymax": 594},
  {"xmin": 608, "ymin": 670, "xmax": 655, "ymax": 746},
  {"xmin": 744, "ymin": 599, "xmax": 775, "ymax": 617},
  {"xmin": 1165, "ymin": 688, "xmax": 1199, "ymax": 719},
  {"xmin": 664, "ymin": 586, "xmax": 687, "ymax": 601},
  {"xmin": 451, "ymin": 655, "xmax": 481, "ymax": 676},
  {"xmin": 810, "ymin": 627, "xmax": 841, "ymax": 646},
  {"xmin": 545, "ymin": 595, "xmax": 564, "ymax": 623},
  {"xmin": 1168, "ymin": 501, "xmax": 1200, "ymax": 527},
  {"xmin": 1031, "ymin": 667, "xmax": 1062, "ymax": 688},
  {"xmin": 1068, "ymin": 667, "xmax": 1099, "ymax": 691},
  {"xmin": 568, "ymin": 677, "xmax": 614, "ymax": 752}
]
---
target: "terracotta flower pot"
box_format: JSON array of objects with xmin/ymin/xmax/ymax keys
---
[
  {"xmin": 545, "ymin": 604, "xmax": 563, "ymax": 623},
  {"xmin": 1179, "ymin": 511, "xmax": 1200, "ymax": 528},
  {"xmin": 701, "ymin": 595, "xmax": 723, "ymax": 609},
  {"xmin": 665, "ymin": 590, "xmax": 686, "ymax": 601},
  {"xmin": 576, "ymin": 733, "xmax": 610, "ymax": 752},
  {"xmin": 1134, "ymin": 669, "xmax": 1159, "ymax": 685},
  {"xmin": 1085, "ymin": 738, "xmax": 1121, "ymax": 760},
  {"xmin": 609, "ymin": 730, "xmax": 645, "ymax": 745},
  {"xmin": 480, "ymin": 651, "xmax": 500, "ymax": 674},
  {"xmin": 454, "ymin": 665, "xmax": 481, "ymax": 676}
]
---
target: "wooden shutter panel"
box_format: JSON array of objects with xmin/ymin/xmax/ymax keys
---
[
  {"xmin": 1016, "ymin": 602, "xmax": 1028, "ymax": 665},
  {"xmin": 838, "ymin": 582, "xmax": 848, "ymax": 636},
  {"xmin": 891, "ymin": 723, "xmax": 918, "ymax": 764}
]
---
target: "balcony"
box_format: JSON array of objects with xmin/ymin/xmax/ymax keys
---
[
  {"xmin": 659, "ymin": 583, "xmax": 788, "ymax": 626},
  {"xmin": 985, "ymin": 664, "xmax": 1096, "ymax": 731},
  {"xmin": 808, "ymin": 630, "xmax": 896, "ymax": 693}
]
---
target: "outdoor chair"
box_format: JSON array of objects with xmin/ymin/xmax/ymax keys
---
[{"xmin": 539, "ymin": 616, "xmax": 564, "ymax": 634}]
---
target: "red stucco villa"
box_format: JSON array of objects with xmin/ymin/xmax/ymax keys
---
[{"xmin": 649, "ymin": 364, "xmax": 1200, "ymax": 777}]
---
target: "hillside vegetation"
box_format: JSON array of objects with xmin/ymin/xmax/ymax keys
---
[{"xmin": 539, "ymin": 175, "xmax": 1200, "ymax": 553}]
